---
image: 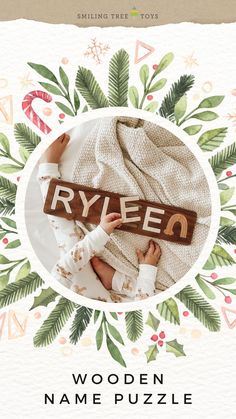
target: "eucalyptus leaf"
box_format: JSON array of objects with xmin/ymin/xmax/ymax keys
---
[
  {"xmin": 220, "ymin": 217, "xmax": 235, "ymax": 226},
  {"xmin": 218, "ymin": 183, "xmax": 229, "ymax": 190},
  {"xmin": 0, "ymin": 133, "xmax": 10, "ymax": 154},
  {"xmin": 5, "ymin": 239, "xmax": 20, "ymax": 249},
  {"xmin": 39, "ymin": 82, "xmax": 62, "ymax": 95},
  {"xmin": 19, "ymin": 146, "xmax": 30, "ymax": 163},
  {"xmin": 59, "ymin": 66, "xmax": 69, "ymax": 91},
  {"xmin": 55, "ymin": 102, "xmax": 74, "ymax": 116},
  {"xmin": 220, "ymin": 187, "xmax": 234, "ymax": 206},
  {"xmin": 129, "ymin": 86, "xmax": 139, "ymax": 108},
  {"xmin": 155, "ymin": 52, "xmax": 174, "ymax": 75},
  {"xmin": 73, "ymin": 89, "xmax": 80, "ymax": 112},
  {"xmin": 198, "ymin": 96, "xmax": 224, "ymax": 109},
  {"xmin": 16, "ymin": 261, "xmax": 31, "ymax": 281},
  {"xmin": 144, "ymin": 101, "xmax": 158, "ymax": 112},
  {"xmin": 0, "ymin": 164, "xmax": 22, "ymax": 173},
  {"xmin": 192, "ymin": 111, "xmax": 218, "ymax": 121},
  {"xmin": 184, "ymin": 125, "xmax": 202, "ymax": 135},
  {"xmin": 149, "ymin": 78, "xmax": 167, "ymax": 93},
  {"xmin": 174, "ymin": 94, "xmax": 187, "ymax": 123},
  {"xmin": 213, "ymin": 277, "xmax": 236, "ymax": 286},
  {"xmin": 28, "ymin": 63, "xmax": 59, "ymax": 84},
  {"xmin": 139, "ymin": 64, "xmax": 149, "ymax": 87},
  {"xmin": 196, "ymin": 275, "xmax": 216, "ymax": 300},
  {"xmin": 0, "ymin": 254, "xmax": 10, "ymax": 264},
  {"xmin": 1, "ymin": 217, "xmax": 16, "ymax": 229}
]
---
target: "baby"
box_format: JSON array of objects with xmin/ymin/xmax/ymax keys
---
[{"xmin": 38, "ymin": 133, "xmax": 161, "ymax": 302}]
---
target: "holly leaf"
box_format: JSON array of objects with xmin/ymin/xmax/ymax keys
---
[
  {"xmin": 196, "ymin": 275, "xmax": 216, "ymax": 300},
  {"xmin": 145, "ymin": 344, "xmax": 159, "ymax": 363},
  {"xmin": 30, "ymin": 287, "xmax": 59, "ymax": 310},
  {"xmin": 166, "ymin": 339, "xmax": 186, "ymax": 357},
  {"xmin": 145, "ymin": 312, "xmax": 160, "ymax": 331},
  {"xmin": 157, "ymin": 298, "xmax": 180, "ymax": 325}
]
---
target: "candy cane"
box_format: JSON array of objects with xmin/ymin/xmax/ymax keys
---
[{"xmin": 22, "ymin": 90, "xmax": 52, "ymax": 134}]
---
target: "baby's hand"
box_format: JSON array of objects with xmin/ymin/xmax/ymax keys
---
[
  {"xmin": 100, "ymin": 213, "xmax": 123, "ymax": 235},
  {"xmin": 136, "ymin": 240, "xmax": 161, "ymax": 267},
  {"xmin": 40, "ymin": 133, "xmax": 70, "ymax": 164}
]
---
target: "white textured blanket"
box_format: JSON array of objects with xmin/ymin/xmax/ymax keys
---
[{"xmin": 72, "ymin": 116, "xmax": 211, "ymax": 290}]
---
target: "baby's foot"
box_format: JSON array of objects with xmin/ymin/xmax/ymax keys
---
[{"xmin": 90, "ymin": 256, "xmax": 115, "ymax": 290}]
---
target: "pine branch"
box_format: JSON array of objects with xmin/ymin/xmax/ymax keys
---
[
  {"xmin": 108, "ymin": 49, "xmax": 129, "ymax": 107},
  {"xmin": 0, "ymin": 272, "xmax": 43, "ymax": 308},
  {"xmin": 216, "ymin": 226, "xmax": 236, "ymax": 245},
  {"xmin": 159, "ymin": 74, "xmax": 195, "ymax": 121},
  {"xmin": 14, "ymin": 123, "xmax": 41, "ymax": 154},
  {"xmin": 34, "ymin": 297, "xmax": 76, "ymax": 347},
  {"xmin": 0, "ymin": 176, "xmax": 17, "ymax": 201},
  {"xmin": 76, "ymin": 67, "xmax": 109, "ymax": 109},
  {"xmin": 69, "ymin": 305, "xmax": 93, "ymax": 344},
  {"xmin": 209, "ymin": 142, "xmax": 236, "ymax": 178},
  {"xmin": 125, "ymin": 310, "xmax": 143, "ymax": 342},
  {"xmin": 0, "ymin": 198, "xmax": 15, "ymax": 216},
  {"xmin": 176, "ymin": 285, "xmax": 221, "ymax": 331}
]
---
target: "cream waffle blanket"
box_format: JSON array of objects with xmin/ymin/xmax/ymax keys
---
[{"xmin": 72, "ymin": 116, "xmax": 211, "ymax": 291}]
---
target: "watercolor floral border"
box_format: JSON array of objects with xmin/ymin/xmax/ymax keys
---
[{"xmin": 0, "ymin": 48, "xmax": 235, "ymax": 366}]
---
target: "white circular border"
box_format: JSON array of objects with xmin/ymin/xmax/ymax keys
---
[{"xmin": 16, "ymin": 107, "xmax": 221, "ymax": 312}]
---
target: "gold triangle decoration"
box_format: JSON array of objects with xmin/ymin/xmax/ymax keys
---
[
  {"xmin": 8, "ymin": 310, "xmax": 28, "ymax": 339},
  {"xmin": 221, "ymin": 306, "xmax": 236, "ymax": 329},
  {"xmin": 0, "ymin": 95, "xmax": 13, "ymax": 125}
]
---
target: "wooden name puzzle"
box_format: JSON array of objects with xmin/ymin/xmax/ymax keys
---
[{"xmin": 43, "ymin": 179, "xmax": 197, "ymax": 245}]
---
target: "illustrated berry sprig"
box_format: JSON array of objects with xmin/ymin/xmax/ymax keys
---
[
  {"xmin": 196, "ymin": 273, "xmax": 236, "ymax": 304},
  {"xmin": 0, "ymin": 133, "xmax": 26, "ymax": 174}
]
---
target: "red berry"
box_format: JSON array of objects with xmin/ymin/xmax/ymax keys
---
[
  {"xmin": 152, "ymin": 64, "xmax": 158, "ymax": 70},
  {"xmin": 59, "ymin": 113, "xmax": 65, "ymax": 119},
  {"xmin": 151, "ymin": 334, "xmax": 158, "ymax": 342},
  {"xmin": 147, "ymin": 95, "xmax": 153, "ymax": 101},
  {"xmin": 211, "ymin": 272, "xmax": 218, "ymax": 280},
  {"xmin": 158, "ymin": 340, "xmax": 164, "ymax": 347},
  {"xmin": 117, "ymin": 312, "xmax": 123, "ymax": 315},
  {"xmin": 183, "ymin": 311, "xmax": 189, "ymax": 317},
  {"xmin": 2, "ymin": 238, "xmax": 8, "ymax": 244},
  {"xmin": 234, "ymin": 249, "xmax": 236, "ymax": 254},
  {"xmin": 17, "ymin": 176, "xmax": 20, "ymax": 182},
  {"xmin": 225, "ymin": 296, "xmax": 232, "ymax": 304},
  {"xmin": 159, "ymin": 331, "xmax": 165, "ymax": 339},
  {"xmin": 226, "ymin": 171, "xmax": 232, "ymax": 177}
]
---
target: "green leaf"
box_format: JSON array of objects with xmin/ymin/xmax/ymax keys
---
[
  {"xmin": 139, "ymin": 64, "xmax": 149, "ymax": 87},
  {"xmin": 34, "ymin": 297, "xmax": 75, "ymax": 347},
  {"xmin": 220, "ymin": 187, "xmax": 234, "ymax": 205},
  {"xmin": 203, "ymin": 244, "xmax": 235, "ymax": 269},
  {"xmin": 198, "ymin": 127, "xmax": 228, "ymax": 152},
  {"xmin": 191, "ymin": 111, "xmax": 218, "ymax": 121},
  {"xmin": 184, "ymin": 125, "xmax": 202, "ymax": 135},
  {"xmin": 210, "ymin": 142, "xmax": 236, "ymax": 178},
  {"xmin": 82, "ymin": 105, "xmax": 88, "ymax": 113},
  {"xmin": 73, "ymin": 89, "xmax": 80, "ymax": 112},
  {"xmin": 1, "ymin": 217, "xmax": 16, "ymax": 229},
  {"xmin": 125, "ymin": 311, "xmax": 143, "ymax": 342},
  {"xmin": 174, "ymin": 94, "xmax": 187, "ymax": 123},
  {"xmin": 19, "ymin": 146, "xmax": 30, "ymax": 163},
  {"xmin": 196, "ymin": 275, "xmax": 216, "ymax": 300},
  {"xmin": 225, "ymin": 207, "xmax": 236, "ymax": 216},
  {"xmin": 145, "ymin": 344, "xmax": 159, "ymax": 363},
  {"xmin": 28, "ymin": 62, "xmax": 59, "ymax": 84},
  {"xmin": 155, "ymin": 52, "xmax": 174, "ymax": 75},
  {"xmin": 15, "ymin": 261, "xmax": 31, "ymax": 281},
  {"xmin": 0, "ymin": 198, "xmax": 15, "ymax": 216},
  {"xmin": 128, "ymin": 86, "xmax": 139, "ymax": 108},
  {"xmin": 159, "ymin": 74, "xmax": 195, "ymax": 121},
  {"xmin": 5, "ymin": 239, "xmax": 20, "ymax": 249},
  {"xmin": 223, "ymin": 289, "xmax": 236, "ymax": 295},
  {"xmin": 110, "ymin": 312, "xmax": 118, "ymax": 320},
  {"xmin": 198, "ymin": 96, "xmax": 224, "ymax": 108},
  {"xmin": 149, "ymin": 78, "xmax": 167, "ymax": 93},
  {"xmin": 145, "ymin": 312, "xmax": 160, "ymax": 331},
  {"xmin": 214, "ymin": 277, "xmax": 236, "ymax": 286},
  {"xmin": 216, "ymin": 226, "xmax": 236, "ymax": 245},
  {"xmin": 0, "ymin": 133, "xmax": 10, "ymax": 154},
  {"xmin": 107, "ymin": 323, "xmax": 124, "ymax": 345},
  {"xmin": 94, "ymin": 310, "xmax": 101, "ymax": 323},
  {"xmin": 220, "ymin": 216, "xmax": 235, "ymax": 226},
  {"xmin": 0, "ymin": 164, "xmax": 22, "ymax": 174},
  {"xmin": 0, "ymin": 273, "xmax": 9, "ymax": 291},
  {"xmin": 108, "ymin": 49, "xmax": 129, "ymax": 107},
  {"xmin": 166, "ymin": 339, "xmax": 186, "ymax": 357},
  {"xmin": 176, "ymin": 285, "xmax": 221, "ymax": 331},
  {"xmin": 30, "ymin": 287, "xmax": 58, "ymax": 310},
  {"xmin": 0, "ymin": 272, "xmax": 43, "ymax": 308},
  {"xmin": 218, "ymin": 183, "xmax": 229, "ymax": 190},
  {"xmin": 76, "ymin": 66, "xmax": 109, "ymax": 109},
  {"xmin": 96, "ymin": 322, "xmax": 103, "ymax": 350},
  {"xmin": 69, "ymin": 306, "xmax": 93, "ymax": 345},
  {"xmin": 144, "ymin": 101, "xmax": 158, "ymax": 112},
  {"xmin": 0, "ymin": 177, "xmax": 17, "ymax": 202},
  {"xmin": 157, "ymin": 298, "xmax": 180, "ymax": 325},
  {"xmin": 59, "ymin": 66, "xmax": 69, "ymax": 91},
  {"xmin": 55, "ymin": 102, "xmax": 74, "ymax": 116},
  {"xmin": 14, "ymin": 123, "xmax": 41, "ymax": 154},
  {"xmin": 0, "ymin": 254, "xmax": 10, "ymax": 264},
  {"xmin": 106, "ymin": 334, "xmax": 126, "ymax": 367},
  {"xmin": 39, "ymin": 82, "xmax": 62, "ymax": 95}
]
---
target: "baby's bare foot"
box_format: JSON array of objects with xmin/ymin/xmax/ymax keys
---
[{"xmin": 90, "ymin": 257, "xmax": 115, "ymax": 290}]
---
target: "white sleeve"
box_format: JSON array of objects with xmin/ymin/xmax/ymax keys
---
[
  {"xmin": 112, "ymin": 264, "xmax": 157, "ymax": 300},
  {"xmin": 51, "ymin": 225, "xmax": 110, "ymax": 284}
]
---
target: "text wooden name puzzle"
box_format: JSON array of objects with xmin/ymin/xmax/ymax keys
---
[{"xmin": 44, "ymin": 179, "xmax": 197, "ymax": 245}]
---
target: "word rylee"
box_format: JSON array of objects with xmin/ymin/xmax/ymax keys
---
[{"xmin": 44, "ymin": 179, "xmax": 197, "ymax": 245}]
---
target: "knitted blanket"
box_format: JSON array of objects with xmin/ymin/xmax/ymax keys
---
[{"xmin": 72, "ymin": 116, "xmax": 211, "ymax": 291}]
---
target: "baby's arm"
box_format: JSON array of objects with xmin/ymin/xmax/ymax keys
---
[{"xmin": 112, "ymin": 241, "xmax": 161, "ymax": 300}]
